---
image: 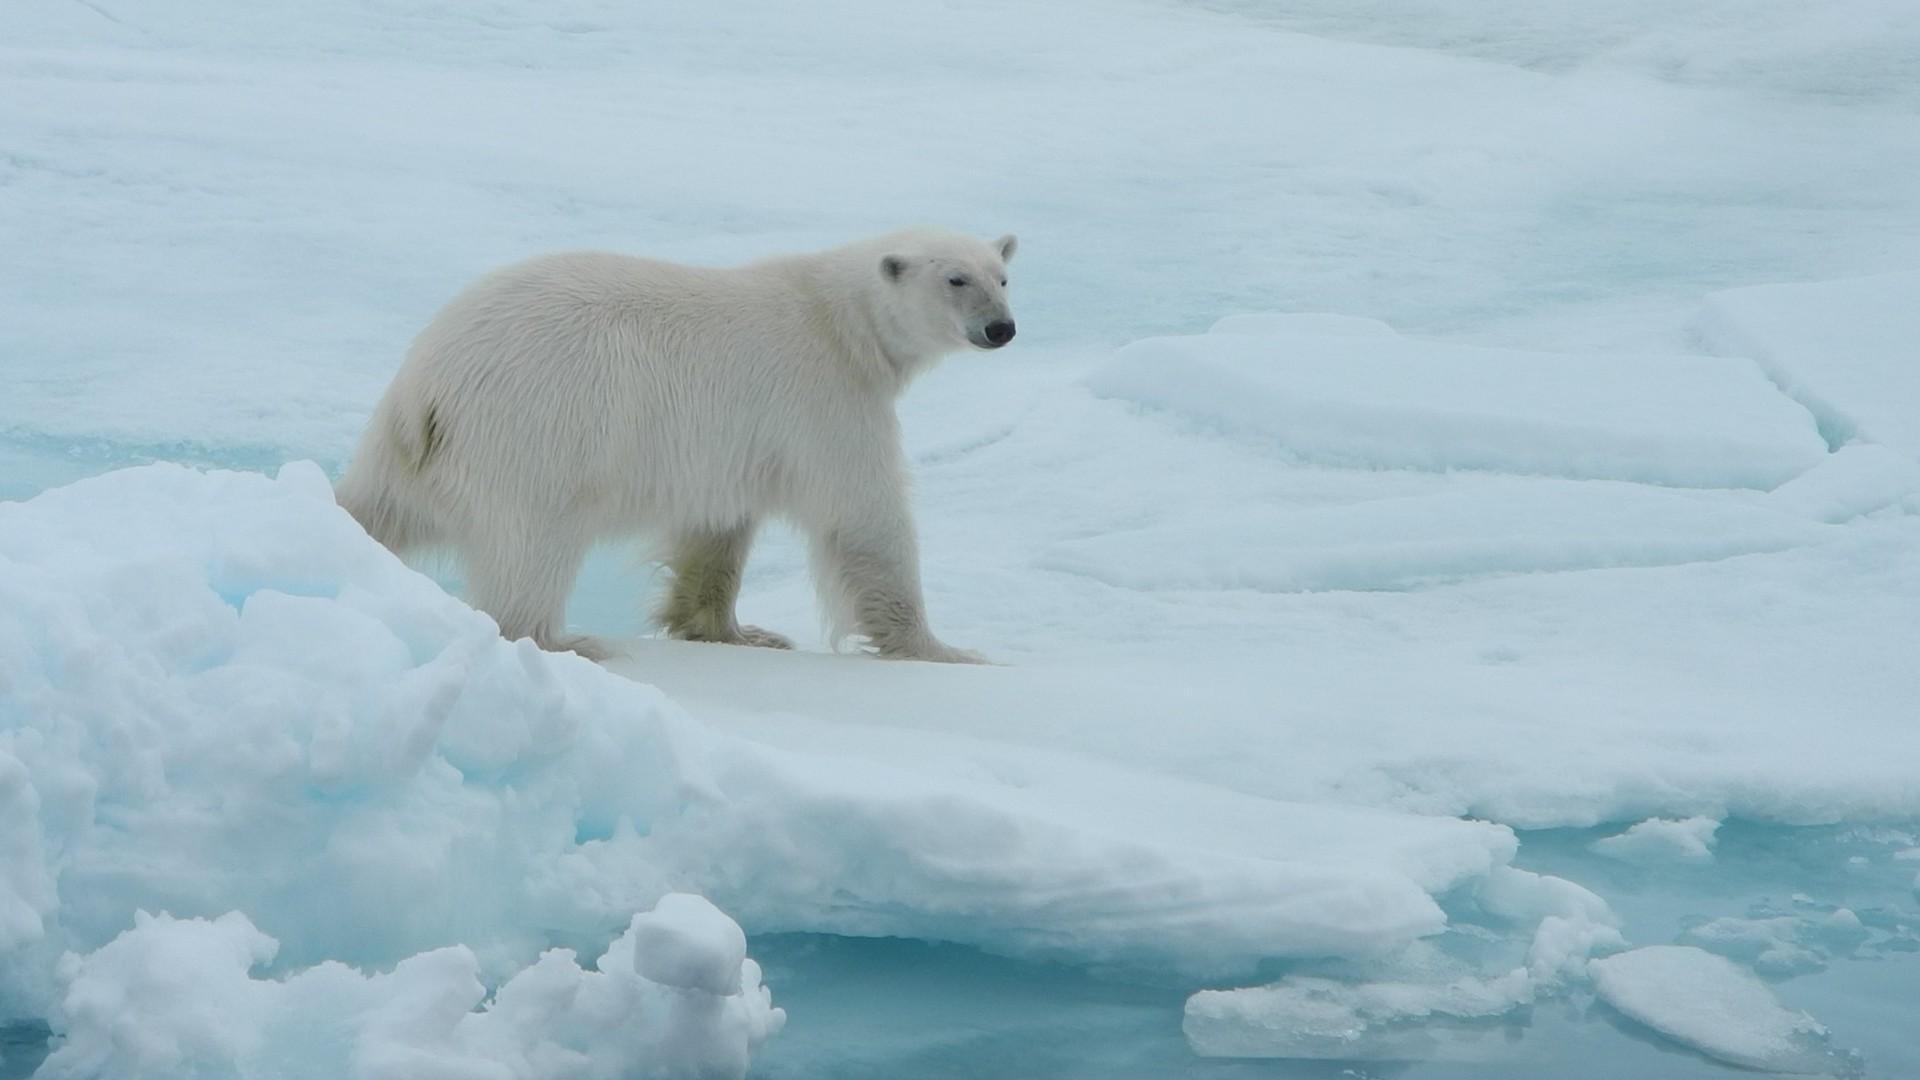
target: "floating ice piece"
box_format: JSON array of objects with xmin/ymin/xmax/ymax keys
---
[
  {"xmin": 1088, "ymin": 325, "xmax": 1826, "ymax": 488},
  {"xmin": 1697, "ymin": 271, "xmax": 1920, "ymax": 459},
  {"xmin": 1588, "ymin": 945, "xmax": 1847, "ymax": 1073},
  {"xmin": 1590, "ymin": 816, "xmax": 1721, "ymax": 863},
  {"xmin": 1184, "ymin": 968, "xmax": 1532, "ymax": 1061},
  {"xmin": 1679, "ymin": 916, "xmax": 1825, "ymax": 975}
]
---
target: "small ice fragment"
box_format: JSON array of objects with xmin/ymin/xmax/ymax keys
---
[{"xmin": 1590, "ymin": 817, "xmax": 1719, "ymax": 863}]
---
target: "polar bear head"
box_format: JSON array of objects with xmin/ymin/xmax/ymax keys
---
[{"xmin": 878, "ymin": 231, "xmax": 1018, "ymax": 354}]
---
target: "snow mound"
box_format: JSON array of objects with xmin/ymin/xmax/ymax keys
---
[
  {"xmin": 35, "ymin": 905, "xmax": 782, "ymax": 1080},
  {"xmin": 1590, "ymin": 816, "xmax": 1721, "ymax": 863},
  {"xmin": 0, "ymin": 460, "xmax": 1528, "ymax": 1041},
  {"xmin": 1697, "ymin": 270, "xmax": 1920, "ymax": 457},
  {"xmin": 1043, "ymin": 477, "xmax": 1832, "ymax": 594},
  {"xmin": 1086, "ymin": 323, "xmax": 1826, "ymax": 488},
  {"xmin": 1587, "ymin": 946, "xmax": 1846, "ymax": 1073}
]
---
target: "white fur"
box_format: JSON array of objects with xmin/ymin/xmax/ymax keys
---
[{"xmin": 335, "ymin": 228, "xmax": 1017, "ymax": 662}]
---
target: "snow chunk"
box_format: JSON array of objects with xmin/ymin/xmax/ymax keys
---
[
  {"xmin": 41, "ymin": 911, "xmax": 278, "ymax": 1077},
  {"xmin": 1588, "ymin": 946, "xmax": 1841, "ymax": 1073},
  {"xmin": 1088, "ymin": 326, "xmax": 1826, "ymax": 488},
  {"xmin": 1698, "ymin": 270, "xmax": 1920, "ymax": 458},
  {"xmin": 1590, "ymin": 816, "xmax": 1721, "ymax": 863},
  {"xmin": 1525, "ymin": 915, "xmax": 1627, "ymax": 986},
  {"xmin": 1474, "ymin": 867, "xmax": 1624, "ymax": 984},
  {"xmin": 1475, "ymin": 866, "xmax": 1616, "ymax": 929},
  {"xmin": 630, "ymin": 893, "xmax": 748, "ymax": 994},
  {"xmin": 36, "ymin": 907, "xmax": 782, "ymax": 1080}
]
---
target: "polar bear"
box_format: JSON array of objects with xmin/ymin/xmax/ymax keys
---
[{"xmin": 335, "ymin": 228, "xmax": 1017, "ymax": 664}]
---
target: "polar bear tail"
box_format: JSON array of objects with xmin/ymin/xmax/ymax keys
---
[{"xmin": 334, "ymin": 395, "xmax": 447, "ymax": 554}]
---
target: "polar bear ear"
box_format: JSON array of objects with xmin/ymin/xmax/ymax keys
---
[
  {"xmin": 880, "ymin": 254, "xmax": 911, "ymax": 282},
  {"xmin": 994, "ymin": 234, "xmax": 1018, "ymax": 263}
]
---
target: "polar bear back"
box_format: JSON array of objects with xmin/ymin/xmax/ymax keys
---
[{"xmin": 373, "ymin": 249, "xmax": 901, "ymax": 540}]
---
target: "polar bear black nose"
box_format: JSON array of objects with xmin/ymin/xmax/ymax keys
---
[{"xmin": 984, "ymin": 320, "xmax": 1016, "ymax": 347}]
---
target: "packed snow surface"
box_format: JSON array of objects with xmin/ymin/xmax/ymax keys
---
[
  {"xmin": 7, "ymin": 0, "xmax": 1920, "ymax": 1076},
  {"xmin": 1698, "ymin": 272, "xmax": 1920, "ymax": 456},
  {"xmin": 1089, "ymin": 323, "xmax": 1826, "ymax": 488}
]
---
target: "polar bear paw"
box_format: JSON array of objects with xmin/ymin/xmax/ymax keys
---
[
  {"xmin": 546, "ymin": 633, "xmax": 619, "ymax": 663},
  {"xmin": 734, "ymin": 625, "xmax": 796, "ymax": 650},
  {"xmin": 873, "ymin": 637, "xmax": 990, "ymax": 665}
]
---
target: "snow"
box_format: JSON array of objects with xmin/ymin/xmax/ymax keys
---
[
  {"xmin": 1, "ymin": 463, "xmax": 1545, "ymax": 1069},
  {"xmin": 7, "ymin": 0, "xmax": 1920, "ymax": 1075},
  {"xmin": 1588, "ymin": 946, "xmax": 1838, "ymax": 1073}
]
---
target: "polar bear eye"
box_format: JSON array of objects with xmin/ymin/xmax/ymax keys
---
[
  {"xmin": 947, "ymin": 275, "xmax": 968, "ymax": 287},
  {"xmin": 999, "ymin": 278, "xmax": 1007, "ymax": 286}
]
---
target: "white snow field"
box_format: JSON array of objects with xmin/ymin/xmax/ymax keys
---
[{"xmin": 6, "ymin": 0, "xmax": 1920, "ymax": 1077}]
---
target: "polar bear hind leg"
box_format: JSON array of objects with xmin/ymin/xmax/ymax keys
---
[
  {"xmin": 657, "ymin": 521, "xmax": 795, "ymax": 649},
  {"xmin": 461, "ymin": 519, "xmax": 612, "ymax": 661}
]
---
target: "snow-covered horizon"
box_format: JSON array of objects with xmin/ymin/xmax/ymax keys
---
[{"xmin": 6, "ymin": 1, "xmax": 1920, "ymax": 1077}]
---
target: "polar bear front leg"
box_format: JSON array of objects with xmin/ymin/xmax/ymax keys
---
[
  {"xmin": 807, "ymin": 490, "xmax": 985, "ymax": 665},
  {"xmin": 657, "ymin": 521, "xmax": 794, "ymax": 649}
]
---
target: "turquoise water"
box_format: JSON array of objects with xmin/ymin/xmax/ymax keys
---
[
  {"xmin": 745, "ymin": 825, "xmax": 1919, "ymax": 1079},
  {"xmin": 5, "ymin": 822, "xmax": 1913, "ymax": 1077}
]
